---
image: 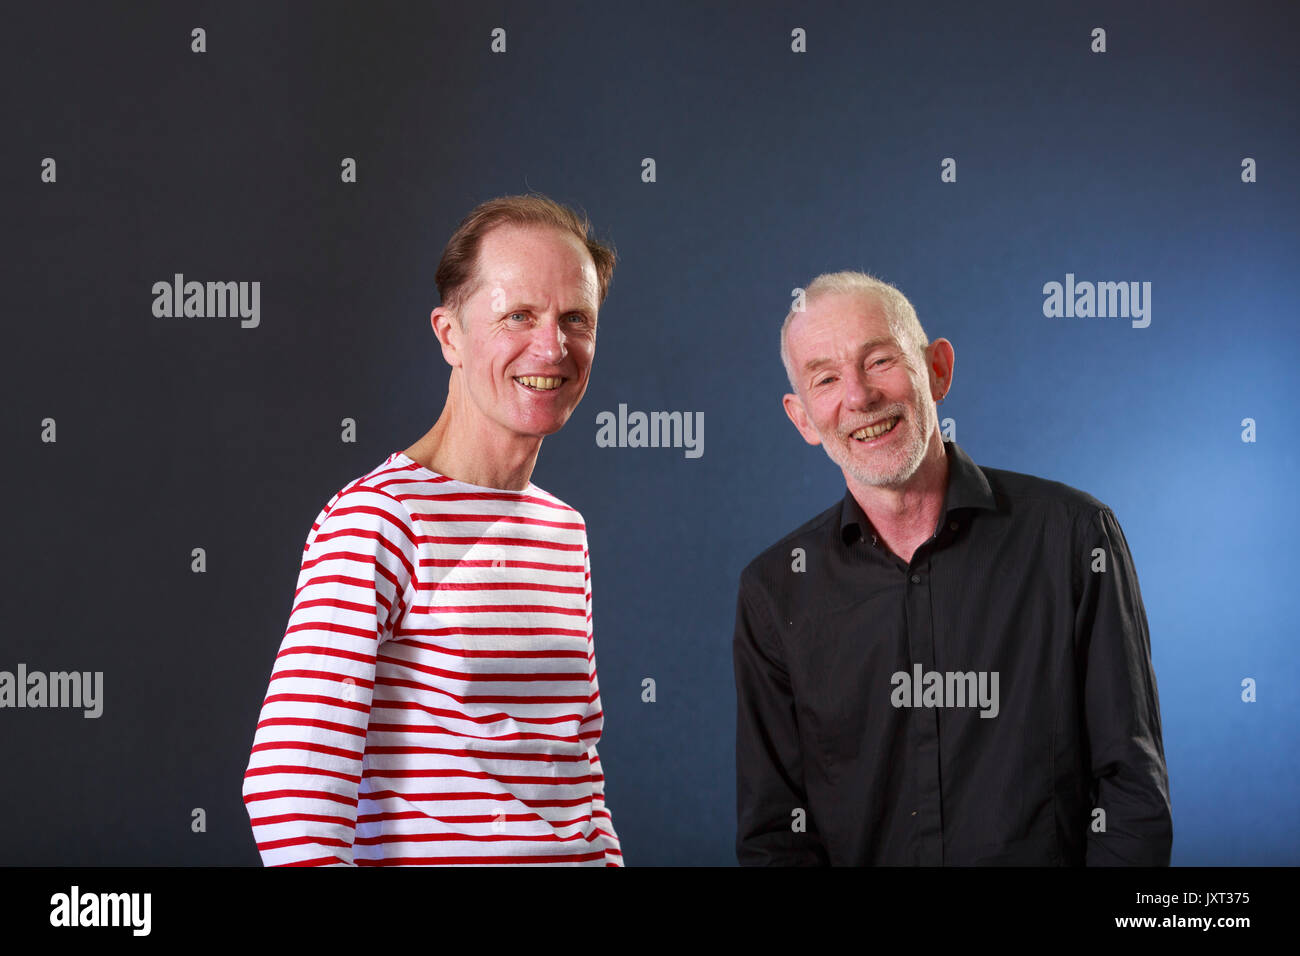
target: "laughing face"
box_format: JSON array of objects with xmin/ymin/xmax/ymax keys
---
[
  {"xmin": 439, "ymin": 223, "xmax": 599, "ymax": 442},
  {"xmin": 782, "ymin": 291, "xmax": 946, "ymax": 489}
]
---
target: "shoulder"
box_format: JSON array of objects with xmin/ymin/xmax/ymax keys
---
[
  {"xmin": 523, "ymin": 482, "xmax": 588, "ymax": 530},
  {"xmin": 311, "ymin": 459, "xmax": 421, "ymax": 546},
  {"xmin": 739, "ymin": 497, "xmax": 842, "ymax": 592},
  {"xmin": 978, "ymin": 460, "xmax": 1113, "ymax": 528}
]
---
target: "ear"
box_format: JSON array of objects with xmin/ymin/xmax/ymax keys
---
[
  {"xmin": 925, "ymin": 338, "xmax": 955, "ymax": 402},
  {"xmin": 431, "ymin": 306, "xmax": 463, "ymax": 369},
  {"xmin": 782, "ymin": 392, "xmax": 823, "ymax": 447}
]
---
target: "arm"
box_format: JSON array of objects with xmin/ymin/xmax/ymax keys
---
[
  {"xmin": 581, "ymin": 544, "xmax": 623, "ymax": 866},
  {"xmin": 241, "ymin": 485, "xmax": 418, "ymax": 866},
  {"xmin": 733, "ymin": 571, "xmax": 829, "ymax": 865},
  {"xmin": 1076, "ymin": 507, "xmax": 1173, "ymax": 865}
]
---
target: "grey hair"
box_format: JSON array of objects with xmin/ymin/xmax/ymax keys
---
[{"xmin": 779, "ymin": 272, "xmax": 930, "ymax": 391}]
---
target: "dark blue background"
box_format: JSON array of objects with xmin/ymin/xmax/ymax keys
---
[{"xmin": 6, "ymin": 0, "xmax": 1297, "ymax": 865}]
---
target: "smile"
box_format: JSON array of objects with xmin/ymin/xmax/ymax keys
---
[
  {"xmin": 514, "ymin": 375, "xmax": 565, "ymax": 391},
  {"xmin": 851, "ymin": 416, "xmax": 900, "ymax": 440}
]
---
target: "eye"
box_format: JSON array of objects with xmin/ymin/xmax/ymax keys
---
[
  {"xmin": 565, "ymin": 313, "xmax": 589, "ymax": 325},
  {"xmin": 815, "ymin": 376, "xmax": 835, "ymax": 387},
  {"xmin": 508, "ymin": 312, "xmax": 528, "ymax": 322}
]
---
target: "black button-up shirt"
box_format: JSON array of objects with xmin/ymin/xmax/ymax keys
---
[{"xmin": 733, "ymin": 439, "xmax": 1172, "ymax": 865}]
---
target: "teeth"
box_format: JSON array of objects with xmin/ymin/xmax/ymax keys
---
[
  {"xmin": 515, "ymin": 376, "xmax": 564, "ymax": 390},
  {"xmin": 852, "ymin": 416, "xmax": 900, "ymax": 440}
]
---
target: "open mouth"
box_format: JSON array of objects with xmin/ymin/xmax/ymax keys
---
[
  {"xmin": 514, "ymin": 375, "xmax": 566, "ymax": 392},
  {"xmin": 851, "ymin": 415, "xmax": 901, "ymax": 441}
]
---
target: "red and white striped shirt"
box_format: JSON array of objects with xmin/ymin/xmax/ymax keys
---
[{"xmin": 242, "ymin": 451, "xmax": 622, "ymax": 866}]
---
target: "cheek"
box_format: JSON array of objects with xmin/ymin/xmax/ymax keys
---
[
  {"xmin": 813, "ymin": 395, "xmax": 841, "ymax": 428},
  {"xmin": 807, "ymin": 406, "xmax": 838, "ymax": 438}
]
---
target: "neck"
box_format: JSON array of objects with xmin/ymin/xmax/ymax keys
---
[
  {"xmin": 405, "ymin": 383, "xmax": 543, "ymax": 491},
  {"xmin": 846, "ymin": 432, "xmax": 950, "ymax": 538}
]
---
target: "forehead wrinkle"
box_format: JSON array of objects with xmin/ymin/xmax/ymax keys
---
[
  {"xmin": 487, "ymin": 260, "xmax": 597, "ymax": 313},
  {"xmin": 801, "ymin": 335, "xmax": 899, "ymax": 373},
  {"xmin": 497, "ymin": 284, "xmax": 597, "ymax": 315}
]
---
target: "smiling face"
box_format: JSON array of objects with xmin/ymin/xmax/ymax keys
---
[
  {"xmin": 437, "ymin": 223, "xmax": 599, "ymax": 442},
  {"xmin": 782, "ymin": 291, "xmax": 947, "ymax": 489}
]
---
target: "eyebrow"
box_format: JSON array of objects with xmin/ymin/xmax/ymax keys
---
[
  {"xmin": 504, "ymin": 301, "xmax": 595, "ymax": 317},
  {"xmin": 801, "ymin": 336, "xmax": 897, "ymax": 374}
]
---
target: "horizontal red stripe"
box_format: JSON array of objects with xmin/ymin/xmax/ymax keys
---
[
  {"xmin": 320, "ymin": 502, "xmax": 419, "ymax": 548},
  {"xmin": 314, "ymin": 522, "xmax": 416, "ymax": 580},
  {"xmin": 394, "ymin": 625, "xmax": 586, "ymax": 639},
  {"xmin": 420, "ymin": 558, "xmax": 584, "ymax": 573},
  {"xmin": 359, "ymin": 789, "xmax": 591, "ymax": 808},
  {"xmin": 255, "ymin": 716, "xmax": 368, "ymax": 738},
  {"xmin": 260, "ymin": 692, "xmax": 369, "ymax": 715},
  {"xmin": 366, "ymin": 692, "xmax": 581, "ymax": 725},
  {"xmin": 422, "ymin": 580, "xmax": 585, "ymax": 595},
  {"xmin": 375, "ymin": 653, "xmax": 587, "ymax": 683},
  {"xmin": 413, "ymin": 603, "xmax": 585, "ymax": 617},
  {"xmin": 361, "ymin": 768, "xmax": 592, "ymax": 785},
  {"xmin": 365, "ymin": 722, "xmax": 582, "ymax": 743},
  {"xmin": 419, "ymin": 535, "xmax": 581, "ymax": 552},
  {"xmin": 266, "ymin": 668, "xmax": 375, "ymax": 689},
  {"xmin": 276, "ymin": 644, "xmax": 377, "ymax": 666},
  {"xmin": 294, "ymin": 568, "xmax": 399, "ymax": 604},
  {"xmin": 251, "ymin": 739, "xmax": 364, "ymax": 760},
  {"xmin": 285, "ymin": 620, "xmax": 381, "ymax": 641},
  {"xmin": 385, "ymin": 486, "xmax": 576, "ymax": 514},
  {"xmin": 354, "ymin": 811, "xmax": 588, "ymax": 826},
  {"xmin": 354, "ymin": 831, "xmax": 592, "ymax": 845},
  {"xmin": 250, "ymin": 811, "xmax": 355, "ymax": 828},
  {"xmin": 386, "ymin": 637, "xmax": 587, "ymax": 660},
  {"xmin": 356, "ymin": 851, "xmax": 605, "ymax": 865},
  {"xmin": 277, "ymin": 855, "xmax": 345, "ymax": 867},
  {"xmin": 413, "ymin": 512, "xmax": 584, "ymax": 531},
  {"xmin": 246, "ymin": 764, "xmax": 362, "ymax": 784},
  {"xmin": 242, "ymin": 787, "xmax": 358, "ymax": 808},
  {"xmin": 257, "ymin": 834, "xmax": 352, "ymax": 852},
  {"xmin": 362, "ymin": 744, "xmax": 586, "ymax": 763}
]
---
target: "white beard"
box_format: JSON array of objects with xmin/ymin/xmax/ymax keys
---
[{"xmin": 823, "ymin": 405, "xmax": 932, "ymax": 489}]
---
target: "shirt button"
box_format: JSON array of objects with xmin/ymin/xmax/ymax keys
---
[
  {"xmin": 910, "ymin": 574, "xmax": 921, "ymax": 583},
  {"xmin": 949, "ymin": 521, "xmax": 958, "ymax": 531}
]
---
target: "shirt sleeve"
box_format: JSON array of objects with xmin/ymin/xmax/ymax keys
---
[
  {"xmin": 1076, "ymin": 507, "xmax": 1173, "ymax": 865},
  {"xmin": 241, "ymin": 485, "xmax": 418, "ymax": 866},
  {"xmin": 581, "ymin": 541, "xmax": 623, "ymax": 866},
  {"xmin": 733, "ymin": 568, "xmax": 830, "ymax": 865}
]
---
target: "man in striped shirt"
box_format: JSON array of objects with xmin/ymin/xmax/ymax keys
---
[{"xmin": 242, "ymin": 195, "xmax": 622, "ymax": 866}]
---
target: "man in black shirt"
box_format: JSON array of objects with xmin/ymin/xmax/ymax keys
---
[{"xmin": 733, "ymin": 272, "xmax": 1172, "ymax": 865}]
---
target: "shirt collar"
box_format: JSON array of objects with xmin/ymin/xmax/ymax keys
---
[{"xmin": 839, "ymin": 439, "xmax": 997, "ymax": 545}]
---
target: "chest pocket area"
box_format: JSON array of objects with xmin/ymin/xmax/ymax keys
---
[{"xmin": 793, "ymin": 601, "xmax": 906, "ymax": 783}]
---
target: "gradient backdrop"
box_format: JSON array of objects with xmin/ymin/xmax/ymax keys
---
[{"xmin": 5, "ymin": 0, "xmax": 1298, "ymax": 865}]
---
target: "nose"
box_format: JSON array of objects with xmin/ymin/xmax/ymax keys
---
[
  {"xmin": 842, "ymin": 365, "xmax": 880, "ymax": 409},
  {"xmin": 532, "ymin": 314, "xmax": 567, "ymax": 364}
]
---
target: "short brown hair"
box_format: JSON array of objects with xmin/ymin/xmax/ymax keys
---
[{"xmin": 434, "ymin": 194, "xmax": 616, "ymax": 317}]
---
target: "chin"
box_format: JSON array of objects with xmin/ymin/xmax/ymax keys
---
[{"xmin": 516, "ymin": 417, "xmax": 568, "ymax": 437}]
